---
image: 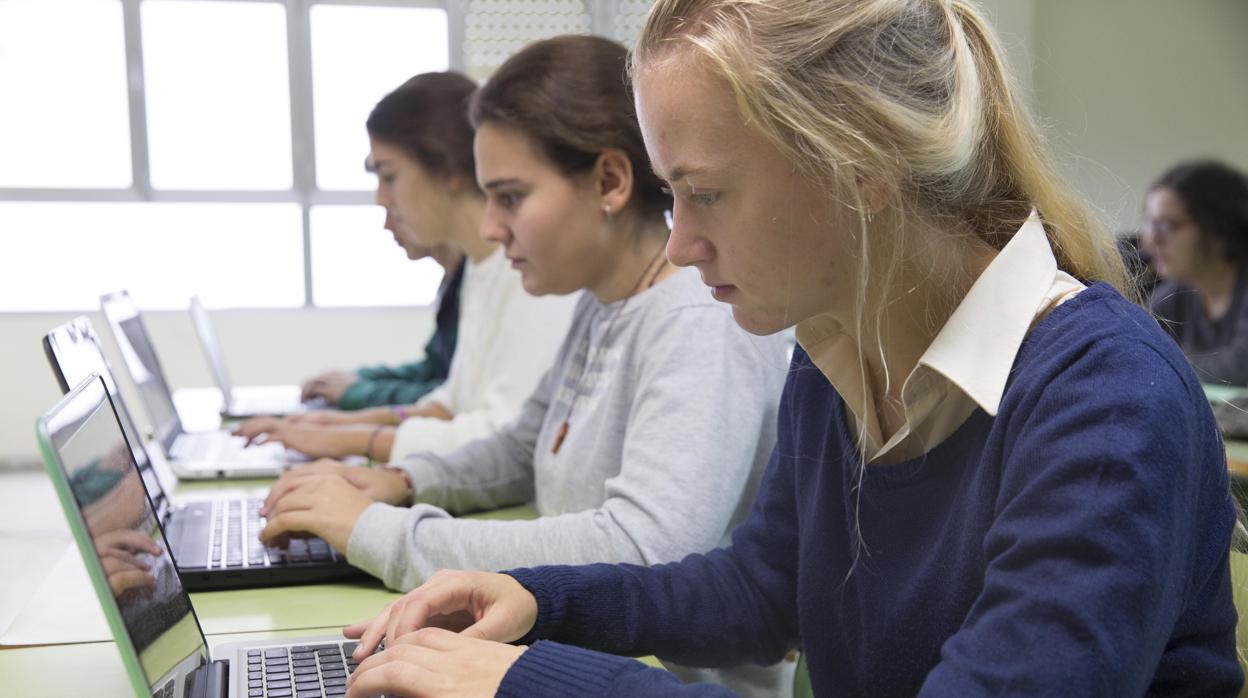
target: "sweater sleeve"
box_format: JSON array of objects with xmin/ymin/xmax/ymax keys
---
[
  {"xmin": 346, "ymin": 305, "xmax": 789, "ymax": 602},
  {"xmin": 344, "ymin": 366, "xmax": 553, "ymax": 590},
  {"xmin": 919, "ymin": 339, "xmax": 1239, "ymax": 696},
  {"xmin": 498, "ymin": 642, "xmax": 736, "ymax": 698},
  {"xmin": 337, "ymin": 368, "xmax": 444, "ymax": 410},
  {"xmin": 388, "ymin": 291, "xmax": 575, "ymax": 459}
]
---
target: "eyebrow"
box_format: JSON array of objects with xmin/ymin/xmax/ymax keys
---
[
  {"xmin": 482, "ymin": 177, "xmax": 524, "ymax": 190},
  {"xmin": 654, "ymin": 164, "xmax": 709, "ymax": 184}
]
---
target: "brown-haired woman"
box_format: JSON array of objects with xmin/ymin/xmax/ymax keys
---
[
  {"xmin": 1146, "ymin": 160, "xmax": 1248, "ymax": 385},
  {"xmin": 234, "ymin": 72, "xmax": 576, "ymax": 463},
  {"xmin": 263, "ymin": 38, "xmax": 790, "ymax": 696},
  {"xmin": 339, "ymin": 2, "xmax": 1240, "ymax": 696}
]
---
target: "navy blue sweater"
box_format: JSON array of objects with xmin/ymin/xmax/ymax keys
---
[{"xmin": 499, "ymin": 283, "xmax": 1241, "ymax": 697}]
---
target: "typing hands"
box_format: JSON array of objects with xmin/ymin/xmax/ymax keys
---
[
  {"xmin": 258, "ymin": 473, "xmax": 376, "ymax": 551},
  {"xmin": 341, "ymin": 570, "xmax": 538, "ymax": 697},
  {"xmin": 302, "ymin": 370, "xmax": 358, "ymax": 404},
  {"xmin": 234, "ymin": 418, "xmax": 380, "ymax": 459}
]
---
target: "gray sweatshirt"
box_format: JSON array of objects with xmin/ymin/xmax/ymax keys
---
[{"xmin": 346, "ymin": 267, "xmax": 794, "ymax": 694}]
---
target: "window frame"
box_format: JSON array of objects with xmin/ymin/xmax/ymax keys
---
[{"xmin": 0, "ymin": 0, "xmax": 463, "ymax": 310}]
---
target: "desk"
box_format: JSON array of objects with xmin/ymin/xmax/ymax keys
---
[{"xmin": 0, "ymin": 626, "xmax": 349, "ymax": 696}]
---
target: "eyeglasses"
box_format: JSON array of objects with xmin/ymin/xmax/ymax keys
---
[{"xmin": 1142, "ymin": 216, "xmax": 1192, "ymax": 243}]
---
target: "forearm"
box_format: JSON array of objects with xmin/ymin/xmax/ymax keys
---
[
  {"xmin": 499, "ymin": 641, "xmax": 736, "ymax": 698},
  {"xmin": 505, "ymin": 551, "xmax": 796, "ymax": 669},
  {"xmin": 338, "ymin": 376, "xmax": 442, "ymax": 410}
]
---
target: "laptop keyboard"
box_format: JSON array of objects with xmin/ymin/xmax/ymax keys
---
[
  {"xmin": 172, "ymin": 499, "xmax": 342, "ymax": 570},
  {"xmin": 170, "ymin": 431, "xmax": 289, "ymax": 465},
  {"xmin": 210, "ymin": 499, "xmax": 340, "ymax": 569},
  {"xmin": 246, "ymin": 641, "xmax": 366, "ymax": 697}
]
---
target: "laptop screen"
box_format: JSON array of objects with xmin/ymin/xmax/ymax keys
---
[
  {"xmin": 41, "ymin": 377, "xmax": 207, "ymax": 691},
  {"xmin": 189, "ymin": 296, "xmax": 234, "ymax": 400},
  {"xmin": 43, "ymin": 317, "xmax": 175, "ymax": 514},
  {"xmin": 100, "ymin": 292, "xmax": 183, "ymax": 451}
]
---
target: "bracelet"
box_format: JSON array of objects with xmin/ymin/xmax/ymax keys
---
[
  {"xmin": 365, "ymin": 425, "xmax": 384, "ymax": 465},
  {"xmin": 391, "ymin": 405, "xmax": 408, "ymax": 425}
]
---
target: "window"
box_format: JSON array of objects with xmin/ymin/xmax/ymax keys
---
[
  {"xmin": 0, "ymin": 0, "xmax": 450, "ymax": 311},
  {"xmin": 0, "ymin": 0, "xmax": 131, "ymax": 188},
  {"xmin": 1, "ymin": 0, "xmax": 646, "ymax": 311},
  {"xmin": 142, "ymin": 1, "xmax": 294, "ymax": 190}
]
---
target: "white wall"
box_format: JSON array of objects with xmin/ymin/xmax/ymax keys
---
[
  {"xmin": 0, "ymin": 307, "xmax": 432, "ymax": 469},
  {"xmin": 1030, "ymin": 0, "xmax": 1248, "ymax": 232}
]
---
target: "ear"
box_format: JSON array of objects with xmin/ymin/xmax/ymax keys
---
[
  {"xmin": 593, "ymin": 149, "xmax": 635, "ymax": 218},
  {"xmin": 443, "ymin": 173, "xmax": 465, "ymax": 195},
  {"xmin": 856, "ymin": 173, "xmax": 894, "ymax": 215}
]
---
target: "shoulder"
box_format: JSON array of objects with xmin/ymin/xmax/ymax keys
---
[
  {"xmin": 1002, "ymin": 283, "xmax": 1222, "ymax": 479},
  {"xmin": 1018, "ymin": 282, "xmax": 1200, "ymax": 396}
]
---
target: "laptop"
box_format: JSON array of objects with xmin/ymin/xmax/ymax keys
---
[
  {"xmin": 99, "ymin": 291, "xmax": 306, "ymax": 479},
  {"xmin": 42, "ymin": 324, "xmax": 362, "ymax": 590},
  {"xmin": 189, "ymin": 296, "xmax": 318, "ymax": 419},
  {"xmin": 37, "ymin": 376, "xmax": 369, "ymax": 697}
]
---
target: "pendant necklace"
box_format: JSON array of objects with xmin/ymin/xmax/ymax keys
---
[{"xmin": 551, "ymin": 246, "xmax": 669, "ymax": 455}]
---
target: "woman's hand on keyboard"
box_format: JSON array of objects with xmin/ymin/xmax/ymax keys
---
[
  {"xmin": 232, "ymin": 416, "xmax": 285, "ymax": 446},
  {"xmin": 344, "ymin": 627, "xmax": 525, "ymax": 698},
  {"xmin": 257, "ymin": 473, "xmax": 374, "ymax": 552},
  {"xmin": 263, "ymin": 459, "xmax": 410, "ymax": 515},
  {"xmin": 343, "ymin": 570, "xmax": 539, "ymax": 661}
]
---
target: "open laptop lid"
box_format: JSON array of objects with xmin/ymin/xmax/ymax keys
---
[
  {"xmin": 188, "ymin": 296, "xmax": 235, "ymax": 405},
  {"xmin": 37, "ymin": 375, "xmax": 210, "ymax": 697},
  {"xmin": 43, "ymin": 316, "xmax": 178, "ymax": 508},
  {"xmin": 100, "ymin": 290, "xmax": 184, "ymax": 454}
]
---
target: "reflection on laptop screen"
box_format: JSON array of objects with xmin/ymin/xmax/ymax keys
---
[
  {"xmin": 44, "ymin": 317, "xmax": 172, "ymax": 508},
  {"xmin": 45, "ymin": 380, "xmax": 205, "ymax": 689},
  {"xmin": 101, "ymin": 293, "xmax": 181, "ymax": 447},
  {"xmin": 117, "ymin": 317, "xmax": 179, "ymax": 436}
]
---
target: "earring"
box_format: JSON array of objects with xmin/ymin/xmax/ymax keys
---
[{"xmin": 603, "ymin": 205, "xmax": 614, "ymax": 225}]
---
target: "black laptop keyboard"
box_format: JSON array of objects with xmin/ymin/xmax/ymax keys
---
[
  {"xmin": 176, "ymin": 499, "xmax": 341, "ymax": 570},
  {"xmin": 246, "ymin": 642, "xmax": 364, "ymax": 697}
]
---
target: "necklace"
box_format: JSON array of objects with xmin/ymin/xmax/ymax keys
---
[{"xmin": 551, "ymin": 245, "xmax": 669, "ymax": 454}]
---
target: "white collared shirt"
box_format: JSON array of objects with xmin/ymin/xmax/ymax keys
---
[{"xmin": 795, "ymin": 215, "xmax": 1085, "ymax": 465}]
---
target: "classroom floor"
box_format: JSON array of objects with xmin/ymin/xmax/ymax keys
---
[{"xmin": 0, "ymin": 469, "xmax": 72, "ymax": 639}]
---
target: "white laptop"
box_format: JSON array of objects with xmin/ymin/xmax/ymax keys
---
[
  {"xmin": 189, "ymin": 296, "xmax": 315, "ymax": 419},
  {"xmin": 37, "ymin": 376, "xmax": 367, "ymax": 698},
  {"xmin": 100, "ymin": 290, "xmax": 306, "ymax": 479}
]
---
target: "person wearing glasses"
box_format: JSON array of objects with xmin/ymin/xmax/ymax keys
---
[{"xmin": 1146, "ymin": 160, "xmax": 1248, "ymax": 385}]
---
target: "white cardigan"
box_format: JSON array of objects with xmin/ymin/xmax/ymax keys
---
[{"xmin": 389, "ymin": 247, "xmax": 577, "ymax": 460}]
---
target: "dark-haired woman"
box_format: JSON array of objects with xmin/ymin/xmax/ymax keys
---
[
  {"xmin": 1147, "ymin": 160, "xmax": 1248, "ymax": 385},
  {"xmin": 235, "ymin": 72, "xmax": 576, "ymax": 461},
  {"xmin": 258, "ymin": 39, "xmax": 792, "ymax": 696}
]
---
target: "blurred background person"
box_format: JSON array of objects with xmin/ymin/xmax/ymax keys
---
[{"xmin": 1147, "ymin": 160, "xmax": 1248, "ymax": 385}]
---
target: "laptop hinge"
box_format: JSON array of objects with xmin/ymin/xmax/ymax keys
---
[{"xmin": 183, "ymin": 658, "xmax": 229, "ymax": 698}]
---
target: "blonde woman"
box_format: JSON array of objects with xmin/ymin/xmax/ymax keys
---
[{"xmin": 337, "ymin": 1, "xmax": 1241, "ymax": 696}]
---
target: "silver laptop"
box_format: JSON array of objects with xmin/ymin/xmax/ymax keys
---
[
  {"xmin": 100, "ymin": 290, "xmax": 305, "ymax": 479},
  {"xmin": 189, "ymin": 296, "xmax": 315, "ymax": 419},
  {"xmin": 44, "ymin": 318, "xmax": 360, "ymax": 591},
  {"xmin": 37, "ymin": 376, "xmax": 366, "ymax": 698}
]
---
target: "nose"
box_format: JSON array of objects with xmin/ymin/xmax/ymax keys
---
[
  {"xmin": 664, "ymin": 204, "xmax": 712, "ymax": 268},
  {"xmin": 480, "ymin": 201, "xmax": 513, "ymax": 246},
  {"xmin": 374, "ymin": 183, "xmax": 391, "ymax": 208}
]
